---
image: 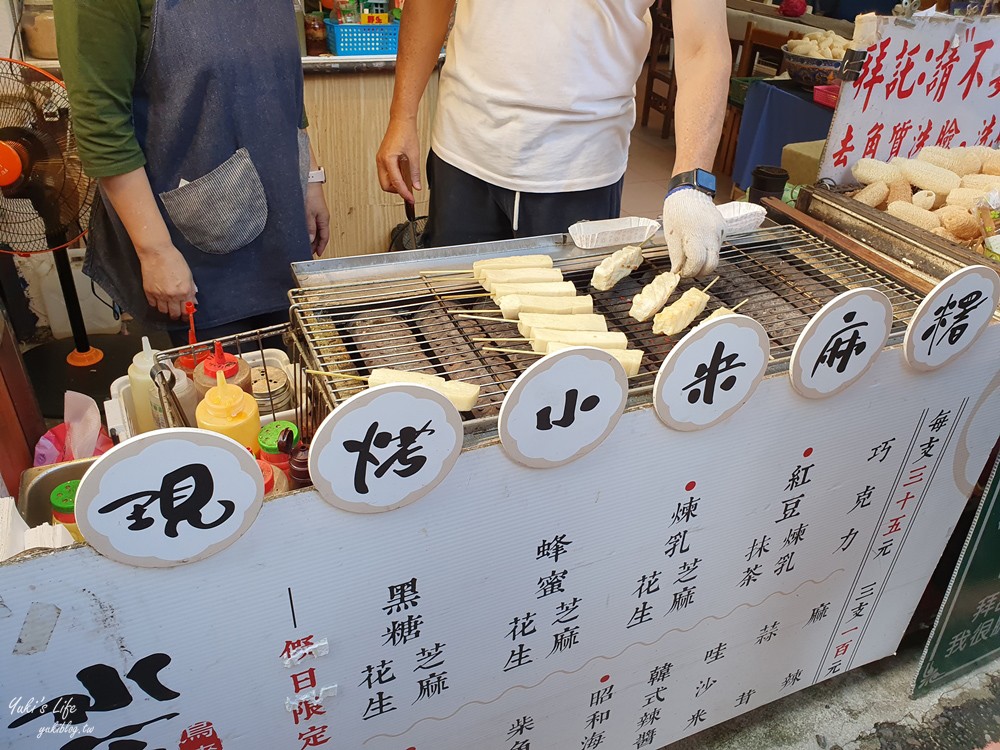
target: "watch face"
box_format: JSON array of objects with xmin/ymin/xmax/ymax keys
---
[{"xmin": 696, "ymin": 169, "xmax": 717, "ymax": 194}]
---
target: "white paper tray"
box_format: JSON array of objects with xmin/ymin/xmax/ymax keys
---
[
  {"xmin": 569, "ymin": 217, "xmax": 661, "ymax": 249},
  {"xmin": 717, "ymin": 201, "xmax": 767, "ymax": 238}
]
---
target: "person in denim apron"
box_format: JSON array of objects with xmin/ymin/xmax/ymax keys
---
[{"xmin": 55, "ymin": 0, "xmax": 330, "ymax": 345}]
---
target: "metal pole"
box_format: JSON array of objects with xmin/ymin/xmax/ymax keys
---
[{"xmin": 51, "ymin": 247, "xmax": 90, "ymax": 354}]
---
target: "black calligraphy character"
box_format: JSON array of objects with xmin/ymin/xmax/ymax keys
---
[
  {"xmin": 682, "ymin": 341, "xmax": 746, "ymax": 406},
  {"xmin": 60, "ymin": 713, "xmax": 179, "ymax": 750},
  {"xmin": 414, "ymin": 643, "xmax": 446, "ymax": 671},
  {"xmin": 9, "ymin": 653, "xmax": 178, "ymax": 729},
  {"xmin": 97, "ymin": 465, "xmax": 234, "ymax": 539},
  {"xmin": 508, "ymin": 716, "xmax": 534, "ymax": 739},
  {"xmin": 921, "ymin": 290, "xmax": 984, "ymax": 355},
  {"xmin": 813, "ymin": 311, "xmax": 868, "ymax": 377},
  {"xmin": 344, "ymin": 420, "xmax": 435, "ymax": 495},
  {"xmin": 536, "ymin": 389, "xmax": 600, "ymax": 430}
]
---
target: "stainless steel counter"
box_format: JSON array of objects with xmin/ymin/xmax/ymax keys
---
[
  {"xmin": 24, "ymin": 53, "xmax": 444, "ymax": 77},
  {"xmin": 303, "ymin": 52, "xmax": 444, "ymax": 73}
]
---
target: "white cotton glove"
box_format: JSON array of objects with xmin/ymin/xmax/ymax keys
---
[{"xmin": 662, "ymin": 189, "xmax": 725, "ymax": 279}]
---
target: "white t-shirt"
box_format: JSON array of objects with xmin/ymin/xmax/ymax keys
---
[{"xmin": 431, "ymin": 1, "xmax": 653, "ymax": 194}]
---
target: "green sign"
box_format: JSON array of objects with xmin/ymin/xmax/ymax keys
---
[{"xmin": 914, "ymin": 456, "xmax": 1000, "ymax": 698}]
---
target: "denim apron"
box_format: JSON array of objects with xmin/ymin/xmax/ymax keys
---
[{"xmin": 84, "ymin": 0, "xmax": 311, "ymax": 330}]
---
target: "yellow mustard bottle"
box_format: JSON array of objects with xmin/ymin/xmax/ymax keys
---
[{"xmin": 196, "ymin": 371, "xmax": 262, "ymax": 456}]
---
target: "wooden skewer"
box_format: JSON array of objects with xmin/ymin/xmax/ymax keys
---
[
  {"xmin": 419, "ymin": 269, "xmax": 474, "ymax": 276},
  {"xmin": 483, "ymin": 346, "xmax": 543, "ymax": 356},
  {"xmin": 457, "ymin": 313, "xmax": 518, "ymax": 324},
  {"xmin": 446, "ymin": 307, "xmax": 501, "ymax": 314},
  {"xmin": 484, "ymin": 347, "xmax": 646, "ymax": 377},
  {"xmin": 441, "ymin": 292, "xmax": 492, "ymax": 301},
  {"xmin": 472, "ymin": 337, "xmax": 528, "ymax": 343},
  {"xmin": 731, "ymin": 298, "xmax": 749, "ymax": 312},
  {"xmin": 305, "ymin": 369, "xmax": 369, "ymax": 382},
  {"xmin": 702, "ymin": 276, "xmax": 720, "ymax": 294}
]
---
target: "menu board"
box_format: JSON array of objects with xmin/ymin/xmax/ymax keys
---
[
  {"xmin": 2, "ymin": 328, "xmax": 999, "ymax": 750},
  {"xmin": 914, "ymin": 453, "xmax": 1000, "ymax": 698},
  {"xmin": 819, "ymin": 14, "xmax": 1000, "ymax": 185}
]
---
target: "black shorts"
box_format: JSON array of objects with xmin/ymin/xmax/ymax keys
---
[{"xmin": 422, "ymin": 151, "xmax": 624, "ymax": 248}]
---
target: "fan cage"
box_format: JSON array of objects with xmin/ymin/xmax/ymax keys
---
[{"xmin": 0, "ymin": 58, "xmax": 96, "ymax": 255}]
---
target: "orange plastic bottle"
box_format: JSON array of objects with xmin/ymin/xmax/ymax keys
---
[{"xmin": 196, "ymin": 372, "xmax": 262, "ymax": 456}]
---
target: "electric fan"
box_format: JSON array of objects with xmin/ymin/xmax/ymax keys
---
[{"xmin": 0, "ymin": 58, "xmax": 140, "ymax": 418}]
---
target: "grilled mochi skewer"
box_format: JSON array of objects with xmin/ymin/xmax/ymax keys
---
[
  {"xmin": 652, "ymin": 278, "xmax": 719, "ymax": 337},
  {"xmin": 695, "ymin": 299, "xmax": 749, "ymax": 328},
  {"xmin": 528, "ymin": 329, "xmax": 628, "ymax": 353},
  {"xmin": 479, "ymin": 267, "xmax": 564, "ymax": 292},
  {"xmin": 472, "ymin": 254, "xmax": 554, "ymax": 279},
  {"xmin": 308, "ymin": 368, "xmax": 482, "ymax": 412},
  {"xmin": 629, "ymin": 271, "xmax": 680, "ymax": 322},
  {"xmin": 490, "ymin": 281, "xmax": 577, "ymax": 299},
  {"xmin": 591, "ymin": 245, "xmax": 644, "ymax": 291},
  {"xmin": 497, "ymin": 294, "xmax": 594, "ymax": 319},
  {"xmin": 545, "ymin": 342, "xmax": 644, "ymax": 377},
  {"xmin": 516, "ymin": 313, "xmax": 608, "ymax": 338}
]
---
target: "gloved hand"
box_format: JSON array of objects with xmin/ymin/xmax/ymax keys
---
[{"xmin": 662, "ymin": 188, "xmax": 725, "ymax": 278}]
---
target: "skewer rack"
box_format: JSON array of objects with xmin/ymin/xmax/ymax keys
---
[{"xmin": 288, "ymin": 226, "xmax": 926, "ymax": 433}]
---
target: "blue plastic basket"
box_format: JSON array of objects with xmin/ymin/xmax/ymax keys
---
[{"xmin": 324, "ymin": 20, "xmax": 399, "ymax": 56}]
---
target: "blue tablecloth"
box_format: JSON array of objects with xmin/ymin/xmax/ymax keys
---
[{"xmin": 732, "ymin": 80, "xmax": 834, "ymax": 191}]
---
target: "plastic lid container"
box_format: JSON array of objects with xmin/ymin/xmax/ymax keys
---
[
  {"xmin": 203, "ymin": 341, "xmax": 240, "ymax": 378},
  {"xmin": 259, "ymin": 421, "xmax": 300, "ymax": 455},
  {"xmin": 50, "ymin": 479, "xmax": 80, "ymax": 513},
  {"xmin": 257, "ymin": 460, "xmax": 275, "ymax": 495},
  {"xmin": 751, "ymin": 166, "xmax": 789, "ymax": 193}
]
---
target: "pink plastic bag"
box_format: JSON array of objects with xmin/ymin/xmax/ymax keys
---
[{"xmin": 33, "ymin": 391, "xmax": 115, "ymax": 467}]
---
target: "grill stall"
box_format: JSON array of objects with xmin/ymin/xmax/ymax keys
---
[
  {"xmin": 286, "ymin": 224, "xmax": 927, "ymax": 432},
  {"xmin": 6, "ymin": 213, "xmax": 1000, "ymax": 750}
]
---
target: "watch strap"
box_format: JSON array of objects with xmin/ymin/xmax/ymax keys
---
[{"xmin": 668, "ymin": 169, "xmax": 716, "ymax": 198}]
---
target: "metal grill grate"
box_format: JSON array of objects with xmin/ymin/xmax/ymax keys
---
[{"xmin": 289, "ymin": 226, "xmax": 925, "ymax": 420}]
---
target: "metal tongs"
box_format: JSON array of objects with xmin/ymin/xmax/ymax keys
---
[{"xmin": 151, "ymin": 363, "xmax": 189, "ymax": 428}]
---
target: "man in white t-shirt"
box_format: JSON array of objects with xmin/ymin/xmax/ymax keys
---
[{"xmin": 376, "ymin": 0, "xmax": 730, "ymax": 277}]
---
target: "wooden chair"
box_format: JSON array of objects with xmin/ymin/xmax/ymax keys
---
[
  {"xmin": 714, "ymin": 22, "xmax": 798, "ymax": 176},
  {"xmin": 639, "ymin": 1, "xmax": 676, "ymax": 139}
]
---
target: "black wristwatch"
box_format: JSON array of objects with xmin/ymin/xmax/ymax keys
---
[{"xmin": 667, "ymin": 169, "xmax": 717, "ymax": 198}]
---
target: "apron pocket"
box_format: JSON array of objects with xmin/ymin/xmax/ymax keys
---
[{"xmin": 160, "ymin": 148, "xmax": 268, "ymax": 255}]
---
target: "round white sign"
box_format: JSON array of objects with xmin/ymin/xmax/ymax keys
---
[
  {"xmin": 790, "ymin": 288, "xmax": 893, "ymax": 399},
  {"xmin": 904, "ymin": 265, "xmax": 1000, "ymax": 372},
  {"xmin": 309, "ymin": 384, "xmax": 464, "ymax": 513},
  {"xmin": 498, "ymin": 347, "xmax": 628, "ymax": 469},
  {"xmin": 75, "ymin": 428, "xmax": 265, "ymax": 568},
  {"xmin": 654, "ymin": 314, "xmax": 770, "ymax": 431}
]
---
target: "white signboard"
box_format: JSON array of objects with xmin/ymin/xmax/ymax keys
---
[
  {"xmin": 654, "ymin": 314, "xmax": 770, "ymax": 431},
  {"xmin": 904, "ymin": 265, "xmax": 1000, "ymax": 372},
  {"xmin": 2, "ymin": 326, "xmax": 999, "ymax": 749},
  {"xmin": 499, "ymin": 348, "xmax": 628, "ymax": 469},
  {"xmin": 309, "ymin": 384, "xmax": 464, "ymax": 514},
  {"xmin": 790, "ymin": 288, "xmax": 893, "ymax": 399},
  {"xmin": 819, "ymin": 14, "xmax": 1000, "ymax": 185},
  {"xmin": 74, "ymin": 429, "xmax": 264, "ymax": 568}
]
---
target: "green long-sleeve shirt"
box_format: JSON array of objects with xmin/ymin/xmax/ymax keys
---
[{"xmin": 54, "ymin": 0, "xmax": 308, "ymax": 179}]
